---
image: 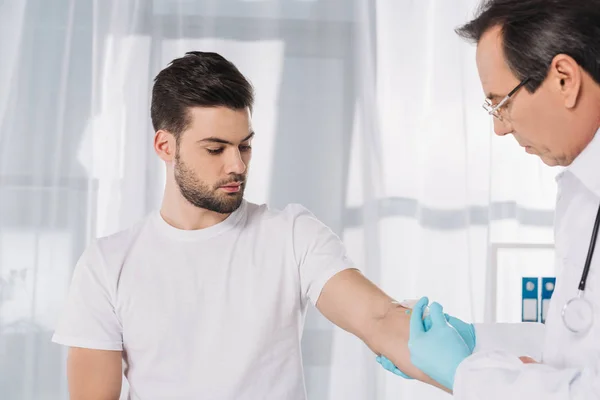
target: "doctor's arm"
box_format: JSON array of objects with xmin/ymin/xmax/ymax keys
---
[
  {"xmin": 376, "ymin": 318, "xmax": 546, "ymax": 379},
  {"xmin": 399, "ymin": 298, "xmax": 599, "ymax": 399},
  {"xmin": 315, "ymin": 268, "xmax": 449, "ymax": 392},
  {"xmin": 452, "ymin": 350, "xmax": 600, "ymax": 400},
  {"xmin": 470, "ymin": 322, "xmax": 545, "ymax": 360}
]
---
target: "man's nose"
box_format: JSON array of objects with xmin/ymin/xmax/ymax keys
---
[
  {"xmin": 225, "ymin": 149, "xmax": 247, "ymax": 175},
  {"xmin": 493, "ymin": 117, "xmax": 513, "ymax": 136}
]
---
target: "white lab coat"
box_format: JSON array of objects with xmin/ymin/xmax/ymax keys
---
[{"xmin": 454, "ymin": 128, "xmax": 600, "ymax": 400}]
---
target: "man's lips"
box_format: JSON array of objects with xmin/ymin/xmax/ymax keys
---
[{"xmin": 219, "ymin": 182, "xmax": 243, "ymax": 192}]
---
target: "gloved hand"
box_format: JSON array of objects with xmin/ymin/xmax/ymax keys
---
[
  {"xmin": 408, "ymin": 296, "xmax": 472, "ymax": 390},
  {"xmin": 444, "ymin": 313, "xmax": 476, "ymax": 353},
  {"xmin": 375, "ymin": 354, "xmax": 410, "ymax": 378},
  {"xmin": 376, "ymin": 307, "xmax": 476, "ymax": 379},
  {"xmin": 375, "ymin": 307, "xmax": 432, "ymax": 379}
]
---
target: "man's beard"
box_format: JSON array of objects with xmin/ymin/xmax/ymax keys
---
[{"xmin": 174, "ymin": 152, "xmax": 246, "ymax": 214}]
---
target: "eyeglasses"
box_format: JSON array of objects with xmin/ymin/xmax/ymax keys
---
[{"xmin": 483, "ymin": 78, "xmax": 530, "ymax": 121}]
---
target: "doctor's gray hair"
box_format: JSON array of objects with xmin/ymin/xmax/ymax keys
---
[
  {"xmin": 151, "ymin": 51, "xmax": 254, "ymax": 141},
  {"xmin": 456, "ymin": 0, "xmax": 600, "ymax": 93}
]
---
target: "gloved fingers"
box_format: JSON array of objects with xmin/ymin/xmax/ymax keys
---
[
  {"xmin": 409, "ymin": 296, "xmax": 429, "ymax": 338},
  {"xmin": 445, "ymin": 315, "xmax": 466, "ymax": 331},
  {"xmin": 444, "ymin": 313, "xmax": 459, "ymax": 327},
  {"xmin": 423, "ymin": 315, "xmax": 432, "ymax": 331},
  {"xmin": 377, "ymin": 356, "xmax": 396, "ymax": 371},
  {"xmin": 392, "ymin": 368, "xmax": 412, "ymax": 378},
  {"xmin": 376, "ymin": 356, "xmax": 413, "ymax": 379},
  {"xmin": 443, "ymin": 313, "xmax": 476, "ymax": 352},
  {"xmin": 428, "ymin": 302, "xmax": 446, "ymax": 326}
]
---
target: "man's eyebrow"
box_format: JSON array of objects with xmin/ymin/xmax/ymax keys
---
[
  {"xmin": 197, "ymin": 132, "xmax": 255, "ymax": 145},
  {"xmin": 486, "ymin": 92, "xmax": 504, "ymax": 101}
]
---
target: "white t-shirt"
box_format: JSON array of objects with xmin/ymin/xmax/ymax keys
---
[{"xmin": 52, "ymin": 201, "xmax": 355, "ymax": 400}]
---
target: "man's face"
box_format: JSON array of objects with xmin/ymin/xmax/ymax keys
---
[
  {"xmin": 476, "ymin": 26, "xmax": 574, "ymax": 166},
  {"xmin": 174, "ymin": 106, "xmax": 253, "ymax": 214}
]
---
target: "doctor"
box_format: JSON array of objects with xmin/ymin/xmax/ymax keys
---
[{"xmin": 379, "ymin": 0, "xmax": 600, "ymax": 397}]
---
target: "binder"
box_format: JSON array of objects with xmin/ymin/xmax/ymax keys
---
[
  {"xmin": 541, "ymin": 277, "xmax": 556, "ymax": 323},
  {"xmin": 522, "ymin": 277, "xmax": 539, "ymax": 322}
]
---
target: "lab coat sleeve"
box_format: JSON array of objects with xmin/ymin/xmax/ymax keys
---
[
  {"xmin": 472, "ymin": 322, "xmax": 545, "ymax": 360},
  {"xmin": 453, "ymin": 350, "xmax": 594, "ymax": 400}
]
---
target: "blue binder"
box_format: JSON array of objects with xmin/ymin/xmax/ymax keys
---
[
  {"xmin": 522, "ymin": 277, "xmax": 539, "ymax": 322},
  {"xmin": 541, "ymin": 277, "xmax": 556, "ymax": 324}
]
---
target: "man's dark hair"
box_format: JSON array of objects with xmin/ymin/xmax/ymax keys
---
[
  {"xmin": 151, "ymin": 51, "xmax": 254, "ymax": 140},
  {"xmin": 456, "ymin": 0, "xmax": 600, "ymax": 92}
]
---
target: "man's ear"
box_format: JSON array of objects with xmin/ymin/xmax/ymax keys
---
[
  {"xmin": 154, "ymin": 130, "xmax": 176, "ymax": 162},
  {"xmin": 549, "ymin": 54, "xmax": 582, "ymax": 109}
]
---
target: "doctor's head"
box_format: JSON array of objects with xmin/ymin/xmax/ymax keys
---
[
  {"xmin": 457, "ymin": 0, "xmax": 600, "ymax": 167},
  {"xmin": 151, "ymin": 51, "xmax": 254, "ymax": 214}
]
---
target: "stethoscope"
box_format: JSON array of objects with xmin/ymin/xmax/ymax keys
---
[{"xmin": 561, "ymin": 203, "xmax": 600, "ymax": 334}]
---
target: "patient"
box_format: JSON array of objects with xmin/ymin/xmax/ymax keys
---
[{"xmin": 52, "ymin": 51, "xmax": 456, "ymax": 399}]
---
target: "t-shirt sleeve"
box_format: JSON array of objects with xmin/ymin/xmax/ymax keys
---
[
  {"xmin": 289, "ymin": 204, "xmax": 357, "ymax": 306},
  {"xmin": 51, "ymin": 241, "xmax": 123, "ymax": 351}
]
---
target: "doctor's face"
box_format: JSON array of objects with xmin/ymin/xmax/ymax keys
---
[
  {"xmin": 476, "ymin": 26, "xmax": 576, "ymax": 166},
  {"xmin": 173, "ymin": 106, "xmax": 253, "ymax": 213}
]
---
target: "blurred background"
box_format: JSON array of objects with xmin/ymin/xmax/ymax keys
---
[{"xmin": 0, "ymin": 0, "xmax": 560, "ymax": 399}]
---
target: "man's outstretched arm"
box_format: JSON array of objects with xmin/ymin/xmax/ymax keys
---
[{"xmin": 315, "ymin": 268, "xmax": 450, "ymax": 393}]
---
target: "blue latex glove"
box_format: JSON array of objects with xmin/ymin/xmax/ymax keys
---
[
  {"xmin": 375, "ymin": 308, "xmax": 432, "ymax": 379},
  {"xmin": 408, "ymin": 296, "xmax": 472, "ymax": 390},
  {"xmin": 376, "ymin": 308, "xmax": 476, "ymax": 379},
  {"xmin": 444, "ymin": 313, "xmax": 476, "ymax": 353},
  {"xmin": 375, "ymin": 354, "xmax": 410, "ymax": 378}
]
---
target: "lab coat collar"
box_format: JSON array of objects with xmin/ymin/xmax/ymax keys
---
[{"xmin": 565, "ymin": 127, "xmax": 600, "ymax": 198}]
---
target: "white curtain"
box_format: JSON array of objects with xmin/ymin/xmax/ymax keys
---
[{"xmin": 0, "ymin": 1, "xmax": 558, "ymax": 399}]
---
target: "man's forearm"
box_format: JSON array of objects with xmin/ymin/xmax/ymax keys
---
[
  {"xmin": 316, "ymin": 269, "xmax": 448, "ymax": 392},
  {"xmin": 363, "ymin": 302, "xmax": 450, "ymax": 392}
]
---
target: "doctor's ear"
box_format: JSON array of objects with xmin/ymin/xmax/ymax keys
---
[{"xmin": 549, "ymin": 54, "xmax": 582, "ymax": 109}]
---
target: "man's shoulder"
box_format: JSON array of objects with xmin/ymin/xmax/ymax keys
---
[
  {"xmin": 244, "ymin": 201, "xmax": 316, "ymax": 224},
  {"xmin": 243, "ymin": 201, "xmax": 335, "ymax": 242},
  {"xmin": 88, "ymin": 213, "xmax": 155, "ymax": 264}
]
